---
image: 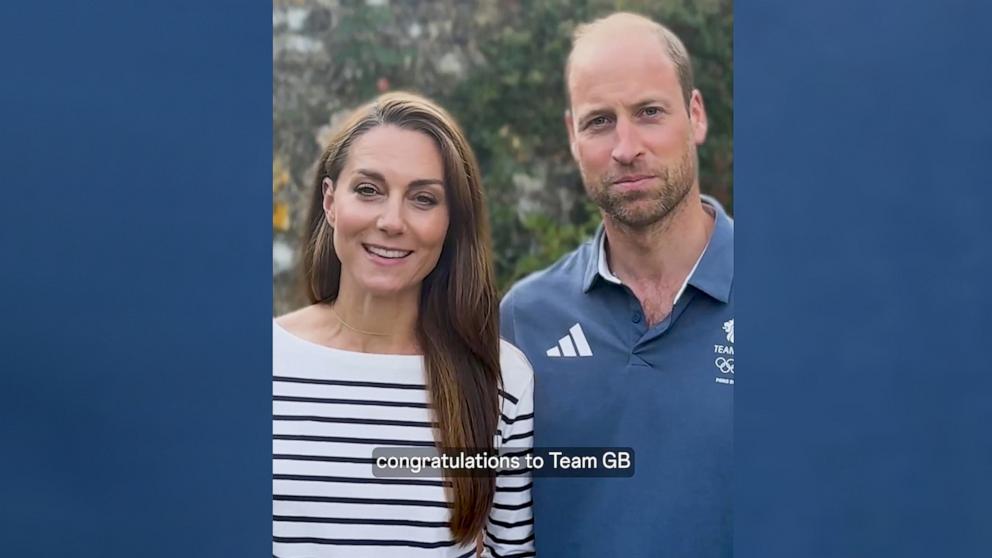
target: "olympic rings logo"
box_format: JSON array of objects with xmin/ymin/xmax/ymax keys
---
[{"xmin": 715, "ymin": 357, "xmax": 734, "ymax": 374}]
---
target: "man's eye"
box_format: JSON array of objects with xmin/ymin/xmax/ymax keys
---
[
  {"xmin": 587, "ymin": 116, "xmax": 610, "ymax": 129},
  {"xmin": 642, "ymin": 107, "xmax": 663, "ymax": 117}
]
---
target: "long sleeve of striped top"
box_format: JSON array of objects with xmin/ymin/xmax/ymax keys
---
[{"xmin": 483, "ymin": 342, "xmax": 536, "ymax": 558}]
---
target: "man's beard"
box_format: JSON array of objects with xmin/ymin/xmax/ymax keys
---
[{"xmin": 583, "ymin": 146, "xmax": 697, "ymax": 230}]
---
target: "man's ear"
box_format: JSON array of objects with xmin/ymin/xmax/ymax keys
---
[
  {"xmin": 689, "ymin": 89, "xmax": 708, "ymax": 145},
  {"xmin": 321, "ymin": 177, "xmax": 335, "ymax": 227},
  {"xmin": 565, "ymin": 109, "xmax": 579, "ymax": 162}
]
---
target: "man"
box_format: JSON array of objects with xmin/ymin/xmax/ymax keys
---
[{"xmin": 499, "ymin": 12, "xmax": 732, "ymax": 557}]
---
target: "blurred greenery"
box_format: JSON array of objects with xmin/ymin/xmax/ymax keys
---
[{"xmin": 274, "ymin": 0, "xmax": 732, "ymax": 300}]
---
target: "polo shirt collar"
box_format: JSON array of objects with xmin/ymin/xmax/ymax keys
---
[
  {"xmin": 687, "ymin": 196, "xmax": 733, "ymax": 303},
  {"xmin": 581, "ymin": 195, "xmax": 734, "ymax": 303}
]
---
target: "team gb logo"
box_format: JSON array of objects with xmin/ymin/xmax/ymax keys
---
[{"xmin": 723, "ymin": 319, "xmax": 734, "ymax": 344}]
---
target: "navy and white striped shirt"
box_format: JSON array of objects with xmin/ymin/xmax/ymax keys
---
[{"xmin": 273, "ymin": 321, "xmax": 535, "ymax": 557}]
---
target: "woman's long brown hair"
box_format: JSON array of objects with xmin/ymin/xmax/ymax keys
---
[{"xmin": 300, "ymin": 92, "xmax": 501, "ymax": 544}]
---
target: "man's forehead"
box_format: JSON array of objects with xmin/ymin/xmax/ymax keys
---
[{"xmin": 568, "ymin": 31, "xmax": 679, "ymax": 107}]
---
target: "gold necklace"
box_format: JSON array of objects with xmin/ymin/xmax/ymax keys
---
[{"xmin": 329, "ymin": 305, "xmax": 391, "ymax": 337}]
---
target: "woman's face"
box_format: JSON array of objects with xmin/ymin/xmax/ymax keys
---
[{"xmin": 324, "ymin": 125, "xmax": 450, "ymax": 298}]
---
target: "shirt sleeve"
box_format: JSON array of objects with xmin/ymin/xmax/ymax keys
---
[{"xmin": 483, "ymin": 374, "xmax": 535, "ymax": 557}]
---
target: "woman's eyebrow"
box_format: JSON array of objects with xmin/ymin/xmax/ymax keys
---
[
  {"xmin": 354, "ymin": 168, "xmax": 386, "ymax": 181},
  {"xmin": 355, "ymin": 169, "xmax": 442, "ymax": 189},
  {"xmin": 408, "ymin": 179, "xmax": 444, "ymax": 189}
]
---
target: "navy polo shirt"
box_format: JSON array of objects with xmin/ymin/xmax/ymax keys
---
[{"xmin": 500, "ymin": 197, "xmax": 733, "ymax": 558}]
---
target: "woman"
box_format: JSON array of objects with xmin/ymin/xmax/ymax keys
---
[{"xmin": 273, "ymin": 92, "xmax": 535, "ymax": 557}]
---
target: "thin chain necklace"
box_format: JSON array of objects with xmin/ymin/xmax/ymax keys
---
[{"xmin": 329, "ymin": 305, "xmax": 391, "ymax": 337}]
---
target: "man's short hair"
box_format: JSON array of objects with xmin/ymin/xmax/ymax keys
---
[{"xmin": 565, "ymin": 12, "xmax": 695, "ymax": 111}]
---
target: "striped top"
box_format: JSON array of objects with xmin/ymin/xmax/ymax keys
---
[{"xmin": 273, "ymin": 321, "xmax": 536, "ymax": 558}]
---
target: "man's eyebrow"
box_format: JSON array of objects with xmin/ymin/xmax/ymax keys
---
[
  {"xmin": 577, "ymin": 107, "xmax": 613, "ymax": 122},
  {"xmin": 630, "ymin": 98, "xmax": 673, "ymax": 110},
  {"xmin": 576, "ymin": 99, "xmax": 673, "ymax": 122}
]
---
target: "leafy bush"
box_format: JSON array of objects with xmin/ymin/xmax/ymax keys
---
[{"xmin": 273, "ymin": 0, "xmax": 732, "ymax": 308}]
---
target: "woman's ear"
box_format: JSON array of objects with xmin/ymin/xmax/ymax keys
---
[{"xmin": 321, "ymin": 177, "xmax": 335, "ymax": 227}]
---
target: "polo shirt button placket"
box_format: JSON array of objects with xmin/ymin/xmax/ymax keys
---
[{"xmin": 630, "ymin": 309, "xmax": 651, "ymax": 355}]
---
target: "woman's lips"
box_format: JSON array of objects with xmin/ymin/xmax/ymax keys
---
[{"xmin": 363, "ymin": 243, "xmax": 413, "ymax": 265}]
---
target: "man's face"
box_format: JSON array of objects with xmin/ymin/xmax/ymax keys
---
[{"xmin": 566, "ymin": 31, "xmax": 707, "ymax": 229}]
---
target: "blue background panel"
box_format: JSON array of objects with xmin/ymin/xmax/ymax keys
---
[
  {"xmin": 2, "ymin": 0, "xmax": 991, "ymax": 556},
  {"xmin": 0, "ymin": 1, "xmax": 272, "ymax": 555},
  {"xmin": 737, "ymin": 0, "xmax": 992, "ymax": 557}
]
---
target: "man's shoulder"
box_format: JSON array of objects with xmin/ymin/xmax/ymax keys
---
[{"xmin": 503, "ymin": 240, "xmax": 594, "ymax": 307}]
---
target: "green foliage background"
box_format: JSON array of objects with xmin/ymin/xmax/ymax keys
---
[{"xmin": 273, "ymin": 0, "xmax": 732, "ymax": 310}]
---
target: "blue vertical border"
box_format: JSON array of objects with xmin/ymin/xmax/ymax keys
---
[
  {"xmin": 4, "ymin": 0, "xmax": 992, "ymax": 556},
  {"xmin": 737, "ymin": 0, "xmax": 992, "ymax": 556},
  {"xmin": 0, "ymin": 1, "xmax": 272, "ymax": 555}
]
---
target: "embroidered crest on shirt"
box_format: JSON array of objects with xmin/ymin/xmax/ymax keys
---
[{"xmin": 714, "ymin": 318, "xmax": 734, "ymax": 384}]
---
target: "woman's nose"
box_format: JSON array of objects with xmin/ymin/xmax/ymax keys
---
[{"xmin": 376, "ymin": 199, "xmax": 406, "ymax": 235}]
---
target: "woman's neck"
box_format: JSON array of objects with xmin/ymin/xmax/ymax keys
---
[{"xmin": 324, "ymin": 281, "xmax": 421, "ymax": 354}]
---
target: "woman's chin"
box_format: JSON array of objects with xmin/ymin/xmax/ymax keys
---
[{"xmin": 354, "ymin": 279, "xmax": 421, "ymax": 298}]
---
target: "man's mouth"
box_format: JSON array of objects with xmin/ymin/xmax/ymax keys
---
[
  {"xmin": 363, "ymin": 244, "xmax": 413, "ymax": 259},
  {"xmin": 612, "ymin": 174, "xmax": 655, "ymax": 185}
]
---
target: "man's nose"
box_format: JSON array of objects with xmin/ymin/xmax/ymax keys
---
[{"xmin": 611, "ymin": 117, "xmax": 644, "ymax": 166}]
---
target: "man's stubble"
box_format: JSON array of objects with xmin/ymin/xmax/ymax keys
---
[{"xmin": 581, "ymin": 142, "xmax": 697, "ymax": 231}]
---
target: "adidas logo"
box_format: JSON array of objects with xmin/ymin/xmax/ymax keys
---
[{"xmin": 546, "ymin": 323, "xmax": 593, "ymax": 357}]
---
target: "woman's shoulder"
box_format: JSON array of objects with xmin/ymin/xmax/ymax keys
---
[
  {"xmin": 273, "ymin": 305, "xmax": 330, "ymax": 362},
  {"xmin": 498, "ymin": 338, "xmax": 534, "ymax": 399},
  {"xmin": 273, "ymin": 304, "xmax": 338, "ymax": 350},
  {"xmin": 274, "ymin": 304, "xmax": 323, "ymax": 335}
]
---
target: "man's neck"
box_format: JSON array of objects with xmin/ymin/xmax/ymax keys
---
[{"xmin": 603, "ymin": 193, "xmax": 715, "ymax": 321}]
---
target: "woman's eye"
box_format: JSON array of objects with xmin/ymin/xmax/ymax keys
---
[
  {"xmin": 414, "ymin": 194, "xmax": 438, "ymax": 207},
  {"xmin": 355, "ymin": 183, "xmax": 378, "ymax": 197}
]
